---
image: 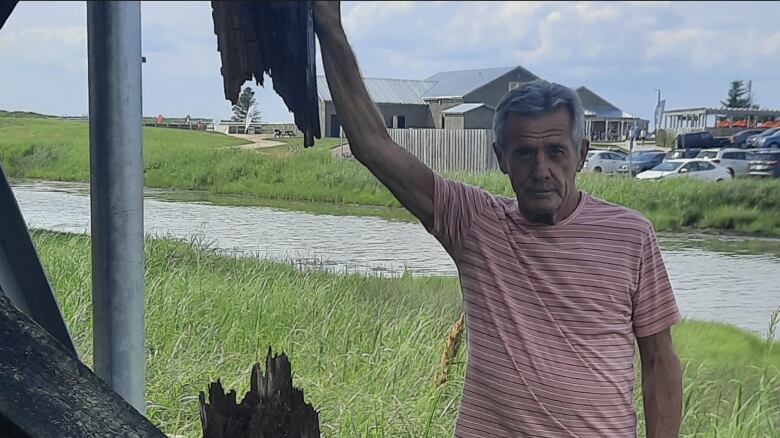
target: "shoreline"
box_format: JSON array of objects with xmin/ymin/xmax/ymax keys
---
[{"xmin": 11, "ymin": 177, "xmax": 780, "ymax": 239}]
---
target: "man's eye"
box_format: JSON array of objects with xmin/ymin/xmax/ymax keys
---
[
  {"xmin": 549, "ymin": 148, "xmax": 565, "ymax": 157},
  {"xmin": 515, "ymin": 150, "xmax": 533, "ymax": 158}
]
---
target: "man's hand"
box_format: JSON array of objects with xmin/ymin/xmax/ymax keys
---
[
  {"xmin": 313, "ymin": 0, "xmax": 435, "ymax": 228},
  {"xmin": 638, "ymin": 329, "xmax": 683, "ymax": 438}
]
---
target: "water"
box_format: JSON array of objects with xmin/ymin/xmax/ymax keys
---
[{"xmin": 10, "ymin": 181, "xmax": 780, "ymax": 336}]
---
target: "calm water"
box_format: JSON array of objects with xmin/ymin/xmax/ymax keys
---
[{"xmin": 10, "ymin": 181, "xmax": 780, "ymax": 336}]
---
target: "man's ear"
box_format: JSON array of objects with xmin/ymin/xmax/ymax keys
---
[
  {"xmin": 492, "ymin": 142, "xmax": 508, "ymax": 174},
  {"xmin": 577, "ymin": 139, "xmax": 590, "ymax": 172}
]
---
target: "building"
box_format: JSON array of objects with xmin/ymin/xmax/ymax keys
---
[
  {"xmin": 575, "ymin": 86, "xmax": 647, "ymax": 141},
  {"xmin": 317, "ymin": 65, "xmax": 646, "ymax": 141},
  {"xmin": 661, "ymin": 107, "xmax": 780, "ymax": 136}
]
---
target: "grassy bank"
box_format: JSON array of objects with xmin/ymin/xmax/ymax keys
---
[
  {"xmin": 34, "ymin": 231, "xmax": 779, "ymax": 437},
  {"xmin": 3, "ymin": 117, "xmax": 780, "ymax": 235}
]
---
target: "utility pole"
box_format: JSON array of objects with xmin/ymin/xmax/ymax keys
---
[{"xmin": 87, "ymin": 0, "xmax": 146, "ymax": 414}]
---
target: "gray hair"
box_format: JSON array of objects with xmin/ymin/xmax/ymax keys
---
[{"xmin": 492, "ymin": 79, "xmax": 585, "ymax": 153}]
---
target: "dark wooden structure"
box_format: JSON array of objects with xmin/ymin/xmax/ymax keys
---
[
  {"xmin": 200, "ymin": 348, "xmax": 320, "ymax": 438},
  {"xmin": 0, "ymin": 0, "xmax": 16, "ymax": 30},
  {"xmin": 212, "ymin": 1, "xmax": 320, "ymax": 148},
  {"xmin": 0, "ymin": 295, "xmax": 166, "ymax": 437}
]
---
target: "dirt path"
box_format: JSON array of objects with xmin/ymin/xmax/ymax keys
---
[{"xmin": 226, "ymin": 133, "xmax": 286, "ymax": 149}]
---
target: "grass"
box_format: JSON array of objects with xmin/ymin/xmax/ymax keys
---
[
  {"xmin": 33, "ymin": 230, "xmax": 780, "ymax": 437},
  {"xmin": 3, "ymin": 117, "xmax": 780, "ymax": 235}
]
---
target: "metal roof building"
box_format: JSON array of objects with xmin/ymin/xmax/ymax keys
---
[
  {"xmin": 423, "ymin": 66, "xmax": 537, "ymax": 99},
  {"xmin": 316, "ymin": 76, "xmax": 434, "ymax": 105},
  {"xmin": 317, "ymin": 66, "xmax": 645, "ymax": 139}
]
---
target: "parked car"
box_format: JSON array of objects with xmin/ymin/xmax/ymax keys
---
[
  {"xmin": 730, "ymin": 129, "xmax": 765, "ymax": 148},
  {"xmin": 665, "ymin": 148, "xmax": 703, "ymax": 160},
  {"xmin": 675, "ymin": 131, "xmax": 730, "ymax": 149},
  {"xmin": 747, "ymin": 150, "xmax": 780, "ymax": 177},
  {"xmin": 745, "ymin": 128, "xmax": 780, "ymax": 148},
  {"xmin": 636, "ymin": 159, "xmax": 732, "ymax": 181},
  {"xmin": 617, "ymin": 151, "xmax": 666, "ymax": 175},
  {"xmin": 755, "ymin": 130, "xmax": 780, "ymax": 149},
  {"xmin": 695, "ymin": 148, "xmax": 755, "ymax": 177},
  {"xmin": 582, "ymin": 150, "xmax": 625, "ymax": 173}
]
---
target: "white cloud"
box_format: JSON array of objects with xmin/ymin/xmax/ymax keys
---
[
  {"xmin": 343, "ymin": 1, "xmax": 415, "ymax": 35},
  {"xmin": 575, "ymin": 2, "xmax": 619, "ymax": 23},
  {"xmin": 2, "ymin": 1, "xmax": 780, "ymax": 122},
  {"xmin": 0, "ymin": 26, "xmax": 87, "ymax": 72}
]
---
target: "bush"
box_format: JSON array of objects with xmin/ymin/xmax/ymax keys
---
[{"xmin": 655, "ymin": 129, "xmax": 677, "ymax": 148}]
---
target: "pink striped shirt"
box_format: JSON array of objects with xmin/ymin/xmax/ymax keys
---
[{"xmin": 426, "ymin": 175, "xmax": 681, "ymax": 438}]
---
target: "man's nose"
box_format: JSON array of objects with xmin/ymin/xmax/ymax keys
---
[{"xmin": 531, "ymin": 152, "xmax": 551, "ymax": 180}]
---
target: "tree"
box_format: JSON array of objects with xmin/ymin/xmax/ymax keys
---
[
  {"xmin": 721, "ymin": 80, "xmax": 751, "ymax": 109},
  {"xmin": 231, "ymin": 86, "xmax": 260, "ymax": 124}
]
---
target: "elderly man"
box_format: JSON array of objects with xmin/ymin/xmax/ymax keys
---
[{"xmin": 314, "ymin": 2, "xmax": 683, "ymax": 437}]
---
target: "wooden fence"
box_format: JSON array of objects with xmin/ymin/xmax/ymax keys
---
[{"xmin": 387, "ymin": 128, "xmax": 499, "ymax": 173}]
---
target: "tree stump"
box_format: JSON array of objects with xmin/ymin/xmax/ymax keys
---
[{"xmin": 199, "ymin": 348, "xmax": 320, "ymax": 438}]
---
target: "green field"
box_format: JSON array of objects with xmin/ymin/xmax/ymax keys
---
[
  {"xmin": 35, "ymin": 231, "xmax": 779, "ymax": 437},
  {"xmin": 2, "ymin": 117, "xmax": 780, "ymax": 236}
]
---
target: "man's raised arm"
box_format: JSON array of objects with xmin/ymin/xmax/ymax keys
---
[{"xmin": 314, "ymin": 1, "xmax": 434, "ymax": 229}]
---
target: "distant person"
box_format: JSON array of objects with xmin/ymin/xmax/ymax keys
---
[{"xmin": 314, "ymin": 2, "xmax": 682, "ymax": 436}]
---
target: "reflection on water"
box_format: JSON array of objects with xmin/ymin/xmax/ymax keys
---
[{"xmin": 10, "ymin": 181, "xmax": 780, "ymax": 336}]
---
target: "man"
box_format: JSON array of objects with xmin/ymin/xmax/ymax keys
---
[{"xmin": 314, "ymin": 2, "xmax": 683, "ymax": 437}]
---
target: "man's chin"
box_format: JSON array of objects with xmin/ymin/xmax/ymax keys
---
[{"xmin": 517, "ymin": 201, "xmax": 562, "ymax": 221}]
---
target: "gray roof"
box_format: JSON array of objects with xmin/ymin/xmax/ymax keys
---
[
  {"xmin": 575, "ymin": 86, "xmax": 624, "ymax": 119},
  {"xmin": 423, "ymin": 66, "xmax": 538, "ymax": 99},
  {"xmin": 317, "ymin": 76, "xmax": 434, "ymax": 105},
  {"xmin": 442, "ymin": 103, "xmax": 492, "ymax": 115}
]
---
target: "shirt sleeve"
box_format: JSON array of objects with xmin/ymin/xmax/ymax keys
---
[
  {"xmin": 424, "ymin": 173, "xmax": 493, "ymax": 255},
  {"xmin": 632, "ymin": 227, "xmax": 682, "ymax": 338}
]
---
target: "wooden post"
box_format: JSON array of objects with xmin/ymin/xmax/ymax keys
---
[
  {"xmin": 0, "ymin": 294, "xmax": 165, "ymax": 437},
  {"xmin": 199, "ymin": 348, "xmax": 320, "ymax": 438}
]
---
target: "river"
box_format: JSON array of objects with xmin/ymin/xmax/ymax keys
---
[{"xmin": 9, "ymin": 181, "xmax": 780, "ymax": 336}]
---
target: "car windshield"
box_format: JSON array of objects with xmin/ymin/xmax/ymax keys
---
[
  {"xmin": 630, "ymin": 152, "xmax": 656, "ymax": 161},
  {"xmin": 652, "ymin": 162, "xmax": 684, "ymax": 172},
  {"xmin": 697, "ymin": 151, "xmax": 717, "ymax": 159},
  {"xmin": 760, "ymin": 128, "xmax": 779, "ymax": 137}
]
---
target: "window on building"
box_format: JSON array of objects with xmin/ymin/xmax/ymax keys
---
[{"xmin": 393, "ymin": 115, "xmax": 406, "ymax": 129}]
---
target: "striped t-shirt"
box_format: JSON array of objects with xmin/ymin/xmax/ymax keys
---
[{"xmin": 426, "ymin": 175, "xmax": 681, "ymax": 438}]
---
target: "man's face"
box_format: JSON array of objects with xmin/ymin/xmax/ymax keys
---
[{"xmin": 493, "ymin": 107, "xmax": 588, "ymax": 223}]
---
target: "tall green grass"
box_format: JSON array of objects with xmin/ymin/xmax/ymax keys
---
[
  {"xmin": 33, "ymin": 231, "xmax": 779, "ymax": 437},
  {"xmin": 3, "ymin": 117, "xmax": 780, "ymax": 235}
]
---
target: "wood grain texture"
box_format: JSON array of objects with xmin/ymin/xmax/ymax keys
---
[
  {"xmin": 0, "ymin": 294, "xmax": 165, "ymax": 437},
  {"xmin": 212, "ymin": 1, "xmax": 320, "ymax": 147}
]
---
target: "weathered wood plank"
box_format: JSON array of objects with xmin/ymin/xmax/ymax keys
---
[
  {"xmin": 0, "ymin": 294, "xmax": 165, "ymax": 438},
  {"xmin": 0, "ymin": 0, "xmax": 17, "ymax": 31},
  {"xmin": 212, "ymin": 1, "xmax": 320, "ymax": 147}
]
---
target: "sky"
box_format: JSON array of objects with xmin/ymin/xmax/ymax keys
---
[{"xmin": 1, "ymin": 1, "xmax": 779, "ymax": 123}]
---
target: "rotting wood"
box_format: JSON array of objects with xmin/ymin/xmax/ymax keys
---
[
  {"xmin": 212, "ymin": 1, "xmax": 320, "ymax": 148},
  {"xmin": 0, "ymin": 0, "xmax": 17, "ymax": 31},
  {"xmin": 200, "ymin": 348, "xmax": 320, "ymax": 438},
  {"xmin": 0, "ymin": 294, "xmax": 166, "ymax": 437}
]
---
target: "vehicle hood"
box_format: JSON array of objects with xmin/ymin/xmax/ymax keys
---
[{"xmin": 636, "ymin": 170, "xmax": 675, "ymax": 179}]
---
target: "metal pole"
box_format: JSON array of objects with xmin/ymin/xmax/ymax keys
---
[{"xmin": 87, "ymin": 0, "xmax": 145, "ymax": 414}]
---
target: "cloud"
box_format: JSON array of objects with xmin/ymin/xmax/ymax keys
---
[
  {"xmin": 2, "ymin": 1, "xmax": 780, "ymax": 123},
  {"xmin": 0, "ymin": 25, "xmax": 87, "ymax": 72}
]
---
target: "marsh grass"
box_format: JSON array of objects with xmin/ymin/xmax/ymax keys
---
[{"xmin": 32, "ymin": 231, "xmax": 779, "ymax": 437}]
